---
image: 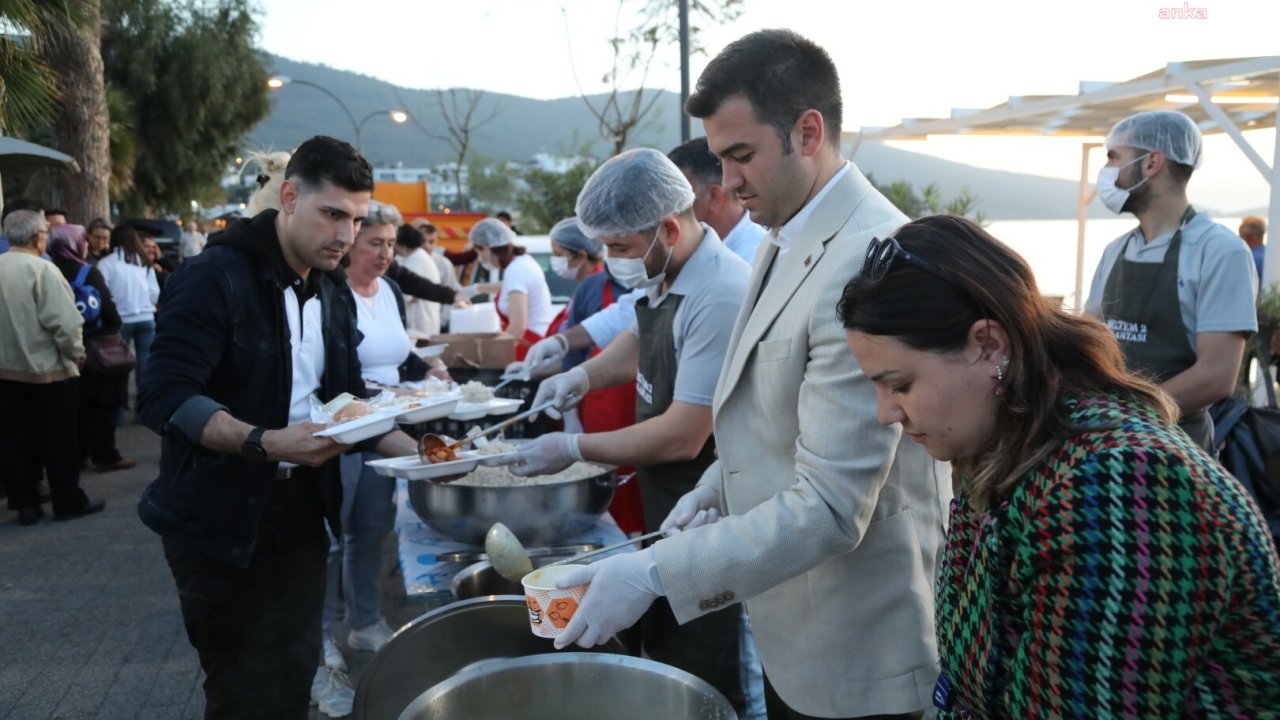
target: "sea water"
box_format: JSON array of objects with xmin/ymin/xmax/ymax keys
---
[{"xmin": 985, "ymin": 216, "xmax": 1252, "ymax": 308}]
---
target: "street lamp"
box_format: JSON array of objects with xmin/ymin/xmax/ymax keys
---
[
  {"xmin": 356, "ymin": 110, "xmax": 410, "ymax": 152},
  {"xmin": 266, "ymin": 75, "xmax": 359, "ymax": 145}
]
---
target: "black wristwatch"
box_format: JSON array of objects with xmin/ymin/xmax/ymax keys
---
[{"xmin": 241, "ymin": 427, "xmax": 269, "ymax": 463}]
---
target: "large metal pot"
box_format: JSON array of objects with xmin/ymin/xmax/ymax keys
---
[
  {"xmin": 451, "ymin": 551, "xmax": 586, "ymax": 600},
  {"xmin": 405, "ymin": 464, "xmax": 627, "ymax": 545},
  {"xmin": 354, "ymin": 597, "xmax": 625, "ymax": 720},
  {"xmin": 396, "ymin": 652, "xmax": 737, "ymax": 720}
]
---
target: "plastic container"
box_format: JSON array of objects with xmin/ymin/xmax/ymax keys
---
[
  {"xmin": 448, "ymin": 302, "xmax": 501, "ymax": 334},
  {"xmin": 521, "ymin": 564, "xmax": 588, "ymax": 639}
]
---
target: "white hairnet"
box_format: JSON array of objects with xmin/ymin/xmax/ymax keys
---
[
  {"xmin": 575, "ymin": 148, "xmax": 695, "ymax": 239},
  {"xmin": 549, "ymin": 217, "xmax": 602, "ymax": 257},
  {"xmin": 1105, "ymin": 110, "xmax": 1203, "ymax": 169},
  {"xmin": 469, "ymin": 217, "xmax": 515, "ymax": 248}
]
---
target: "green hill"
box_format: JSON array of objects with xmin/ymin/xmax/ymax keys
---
[{"xmin": 247, "ymin": 54, "xmax": 1108, "ymax": 220}]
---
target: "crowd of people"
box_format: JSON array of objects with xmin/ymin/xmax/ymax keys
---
[
  {"xmin": 3, "ymin": 25, "xmax": 1278, "ymax": 720},
  {"xmin": 0, "ymin": 204, "xmax": 175, "ymax": 525}
]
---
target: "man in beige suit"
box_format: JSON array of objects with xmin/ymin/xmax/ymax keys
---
[{"xmin": 548, "ymin": 30, "xmax": 951, "ymax": 720}]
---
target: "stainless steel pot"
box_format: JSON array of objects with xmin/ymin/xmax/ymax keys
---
[
  {"xmin": 405, "ymin": 465, "xmax": 628, "ymax": 545},
  {"xmin": 396, "ymin": 652, "xmax": 737, "ymax": 720},
  {"xmin": 354, "ymin": 597, "xmax": 625, "ymax": 720},
  {"xmin": 451, "ymin": 551, "xmax": 584, "ymax": 600}
]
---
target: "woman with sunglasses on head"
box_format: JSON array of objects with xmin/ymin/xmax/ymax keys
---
[{"xmin": 838, "ymin": 214, "xmax": 1280, "ymax": 719}]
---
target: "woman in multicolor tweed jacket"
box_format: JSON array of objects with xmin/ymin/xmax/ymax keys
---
[{"xmin": 837, "ymin": 214, "xmax": 1280, "ymax": 719}]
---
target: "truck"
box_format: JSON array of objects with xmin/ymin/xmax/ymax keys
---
[{"xmin": 371, "ymin": 180, "xmax": 484, "ymax": 253}]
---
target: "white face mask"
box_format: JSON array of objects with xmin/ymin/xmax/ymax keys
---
[
  {"xmin": 1096, "ymin": 152, "xmax": 1150, "ymax": 214},
  {"xmin": 605, "ymin": 226, "xmax": 670, "ymax": 290},
  {"xmin": 550, "ymin": 254, "xmax": 580, "ymax": 280},
  {"xmin": 480, "ymin": 248, "xmax": 499, "ymax": 272}
]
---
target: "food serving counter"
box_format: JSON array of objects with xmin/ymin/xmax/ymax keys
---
[{"xmin": 393, "ymin": 478, "xmax": 629, "ymax": 604}]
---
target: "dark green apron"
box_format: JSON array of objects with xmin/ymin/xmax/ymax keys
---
[
  {"xmin": 1100, "ymin": 206, "xmax": 1212, "ymax": 449},
  {"xmin": 632, "ymin": 292, "xmax": 743, "ymax": 712},
  {"xmin": 634, "ymin": 294, "xmax": 718, "ymax": 532}
]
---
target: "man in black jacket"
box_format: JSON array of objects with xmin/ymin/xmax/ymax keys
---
[{"xmin": 138, "ymin": 136, "xmax": 417, "ymax": 719}]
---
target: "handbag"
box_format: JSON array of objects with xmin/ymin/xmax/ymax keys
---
[{"xmin": 84, "ymin": 332, "xmax": 137, "ymax": 376}]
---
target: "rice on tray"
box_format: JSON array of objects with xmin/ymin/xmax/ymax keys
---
[
  {"xmin": 459, "ymin": 381, "xmax": 495, "ymax": 403},
  {"xmin": 452, "ymin": 442, "xmax": 607, "ymax": 487}
]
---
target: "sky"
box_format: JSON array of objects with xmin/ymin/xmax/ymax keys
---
[{"xmin": 256, "ymin": 0, "xmax": 1280, "ymax": 213}]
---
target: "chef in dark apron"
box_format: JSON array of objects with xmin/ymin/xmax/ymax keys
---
[
  {"xmin": 1098, "ymin": 207, "xmax": 1214, "ymax": 447},
  {"xmin": 1089, "ymin": 110, "xmax": 1260, "ymax": 454},
  {"xmin": 509, "ymin": 148, "xmax": 751, "ymax": 712}
]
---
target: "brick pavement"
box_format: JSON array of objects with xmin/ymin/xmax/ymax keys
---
[{"xmin": 0, "ymin": 420, "xmax": 409, "ymax": 720}]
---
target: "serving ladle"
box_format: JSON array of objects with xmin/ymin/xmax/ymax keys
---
[
  {"xmin": 485, "ymin": 521, "xmax": 666, "ymax": 583},
  {"xmin": 417, "ymin": 400, "xmax": 556, "ymax": 465},
  {"xmin": 485, "ymin": 522, "xmax": 535, "ymax": 582}
]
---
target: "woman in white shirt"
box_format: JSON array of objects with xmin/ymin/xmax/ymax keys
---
[
  {"xmin": 469, "ymin": 217, "xmax": 555, "ymax": 360},
  {"xmin": 393, "ymin": 224, "xmax": 442, "ymax": 337},
  {"xmin": 95, "ymin": 224, "xmax": 160, "ymax": 390},
  {"xmin": 320, "ymin": 201, "xmax": 415, "ymax": 683}
]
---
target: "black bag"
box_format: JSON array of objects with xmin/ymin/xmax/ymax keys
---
[
  {"xmin": 1211, "ymin": 359, "xmax": 1280, "ymax": 547},
  {"xmin": 84, "ymin": 332, "xmax": 137, "ymax": 376}
]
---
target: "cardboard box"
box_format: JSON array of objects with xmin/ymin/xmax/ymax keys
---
[{"xmin": 428, "ymin": 333, "xmax": 516, "ymax": 369}]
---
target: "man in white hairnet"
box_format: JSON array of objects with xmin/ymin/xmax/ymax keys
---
[
  {"xmin": 1086, "ymin": 110, "xmax": 1257, "ymax": 450},
  {"xmin": 510, "ymin": 148, "xmax": 751, "ymax": 712}
]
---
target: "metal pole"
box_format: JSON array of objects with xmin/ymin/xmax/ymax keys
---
[
  {"xmin": 1264, "ymin": 76, "xmax": 1280, "ymax": 288},
  {"xmin": 288, "ymin": 79, "xmax": 360, "ymax": 146},
  {"xmin": 1075, "ymin": 142, "xmax": 1101, "ymax": 312},
  {"xmin": 678, "ymin": 0, "xmax": 691, "ymax": 143}
]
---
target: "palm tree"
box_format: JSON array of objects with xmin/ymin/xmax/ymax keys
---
[{"xmin": 0, "ymin": 0, "xmax": 92, "ymax": 134}]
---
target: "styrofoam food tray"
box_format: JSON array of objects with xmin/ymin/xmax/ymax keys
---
[
  {"xmin": 449, "ymin": 397, "xmax": 524, "ymax": 421},
  {"xmin": 365, "ymin": 450, "xmax": 520, "ymax": 480},
  {"xmin": 391, "ymin": 396, "xmax": 460, "ymax": 424},
  {"xmin": 313, "ymin": 408, "xmax": 398, "ymax": 444}
]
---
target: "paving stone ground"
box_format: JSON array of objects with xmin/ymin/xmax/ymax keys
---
[{"xmin": 0, "ymin": 416, "xmax": 415, "ymax": 720}]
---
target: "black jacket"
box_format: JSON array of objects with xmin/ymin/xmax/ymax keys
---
[
  {"xmin": 385, "ymin": 260, "xmax": 456, "ymax": 304},
  {"xmin": 137, "ymin": 210, "xmax": 380, "ymax": 567}
]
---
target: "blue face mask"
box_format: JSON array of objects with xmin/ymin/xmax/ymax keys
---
[{"xmin": 605, "ymin": 226, "xmax": 670, "ymax": 290}]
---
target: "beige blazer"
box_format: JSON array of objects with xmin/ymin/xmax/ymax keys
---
[{"xmin": 654, "ymin": 165, "xmax": 952, "ymax": 717}]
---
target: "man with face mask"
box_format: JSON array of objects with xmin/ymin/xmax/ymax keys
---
[
  {"xmin": 1086, "ymin": 110, "xmax": 1257, "ymax": 450},
  {"xmin": 510, "ymin": 147, "xmax": 751, "ymax": 712}
]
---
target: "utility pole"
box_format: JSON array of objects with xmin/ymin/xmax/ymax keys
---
[{"xmin": 679, "ymin": 0, "xmax": 691, "ymax": 143}]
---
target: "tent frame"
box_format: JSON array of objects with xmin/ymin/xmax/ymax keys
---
[{"xmin": 849, "ymin": 57, "xmax": 1280, "ymax": 309}]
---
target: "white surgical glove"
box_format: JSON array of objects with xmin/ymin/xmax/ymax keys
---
[
  {"xmin": 456, "ymin": 284, "xmax": 480, "ymax": 301},
  {"xmin": 510, "ymin": 432, "xmax": 582, "ymax": 477},
  {"xmin": 659, "ymin": 485, "xmax": 722, "ymax": 536},
  {"xmin": 531, "ymin": 366, "xmax": 589, "ymax": 420},
  {"xmin": 553, "ymin": 547, "xmax": 663, "ymax": 650},
  {"xmin": 524, "ymin": 334, "xmax": 570, "ymax": 378}
]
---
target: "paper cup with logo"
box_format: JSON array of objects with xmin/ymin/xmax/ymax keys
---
[{"xmin": 522, "ymin": 564, "xmax": 588, "ymax": 639}]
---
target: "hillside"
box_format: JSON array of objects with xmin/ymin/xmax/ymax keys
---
[{"xmin": 247, "ymin": 54, "xmax": 1105, "ymax": 220}]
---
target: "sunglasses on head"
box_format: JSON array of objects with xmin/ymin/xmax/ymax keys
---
[{"xmin": 862, "ymin": 235, "xmax": 950, "ymax": 283}]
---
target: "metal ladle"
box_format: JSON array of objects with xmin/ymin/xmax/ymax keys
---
[
  {"xmin": 417, "ymin": 400, "xmax": 556, "ymax": 465},
  {"xmin": 485, "ymin": 522, "xmax": 534, "ymax": 582}
]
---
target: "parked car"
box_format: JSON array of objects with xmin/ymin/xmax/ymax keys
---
[{"xmin": 121, "ymin": 218, "xmax": 182, "ymax": 265}]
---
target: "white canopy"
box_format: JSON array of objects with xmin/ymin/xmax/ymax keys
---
[{"xmin": 847, "ymin": 56, "xmax": 1280, "ymax": 308}]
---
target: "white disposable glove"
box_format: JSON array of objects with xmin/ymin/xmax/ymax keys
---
[
  {"xmin": 659, "ymin": 485, "xmax": 722, "ymax": 536},
  {"xmin": 531, "ymin": 366, "xmax": 589, "ymax": 420},
  {"xmin": 553, "ymin": 546, "xmax": 663, "ymax": 650},
  {"xmin": 561, "ymin": 407, "xmax": 585, "ymax": 434},
  {"xmin": 523, "ymin": 334, "xmax": 570, "ymax": 378},
  {"xmin": 510, "ymin": 432, "xmax": 583, "ymax": 477},
  {"xmin": 456, "ymin": 284, "xmax": 480, "ymax": 301}
]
